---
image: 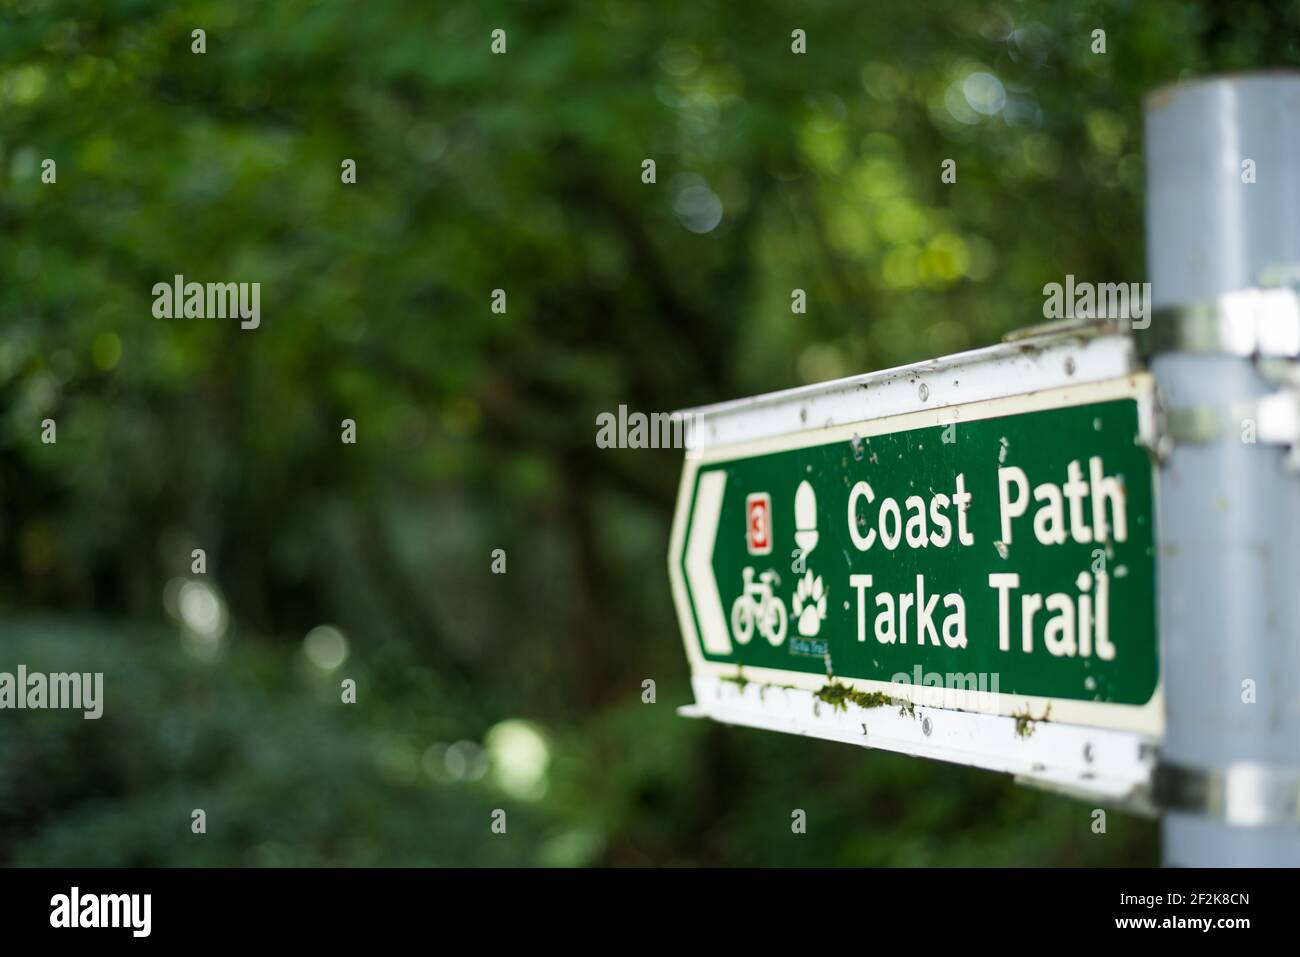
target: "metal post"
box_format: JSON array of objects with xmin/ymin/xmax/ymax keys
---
[{"xmin": 1144, "ymin": 73, "xmax": 1300, "ymax": 865}]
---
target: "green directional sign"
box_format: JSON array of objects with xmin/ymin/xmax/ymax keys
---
[{"xmin": 669, "ymin": 376, "xmax": 1161, "ymax": 734}]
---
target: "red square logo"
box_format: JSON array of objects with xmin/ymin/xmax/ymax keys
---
[{"xmin": 746, "ymin": 492, "xmax": 772, "ymax": 555}]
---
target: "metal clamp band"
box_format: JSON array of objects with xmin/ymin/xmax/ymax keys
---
[
  {"xmin": 1163, "ymin": 391, "xmax": 1300, "ymax": 444},
  {"xmin": 1138, "ymin": 286, "xmax": 1300, "ymax": 358},
  {"xmin": 1160, "ymin": 389, "xmax": 1300, "ymax": 470},
  {"xmin": 1155, "ymin": 761, "xmax": 1300, "ymax": 827}
]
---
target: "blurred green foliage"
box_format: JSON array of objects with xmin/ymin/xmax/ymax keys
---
[{"xmin": 2, "ymin": 0, "xmax": 1298, "ymax": 865}]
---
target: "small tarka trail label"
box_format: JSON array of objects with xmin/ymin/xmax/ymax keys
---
[{"xmin": 670, "ymin": 376, "xmax": 1161, "ymax": 734}]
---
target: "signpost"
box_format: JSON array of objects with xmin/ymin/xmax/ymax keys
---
[
  {"xmin": 669, "ymin": 72, "xmax": 1300, "ymax": 862},
  {"xmin": 670, "ymin": 327, "xmax": 1162, "ymax": 805},
  {"xmin": 1144, "ymin": 74, "xmax": 1300, "ymax": 864}
]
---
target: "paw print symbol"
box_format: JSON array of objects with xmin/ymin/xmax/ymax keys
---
[{"xmin": 792, "ymin": 570, "xmax": 827, "ymax": 637}]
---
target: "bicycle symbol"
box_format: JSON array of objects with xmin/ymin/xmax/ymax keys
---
[{"xmin": 730, "ymin": 566, "xmax": 788, "ymax": 646}]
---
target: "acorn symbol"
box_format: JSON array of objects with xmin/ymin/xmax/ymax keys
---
[{"xmin": 794, "ymin": 480, "xmax": 818, "ymax": 557}]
